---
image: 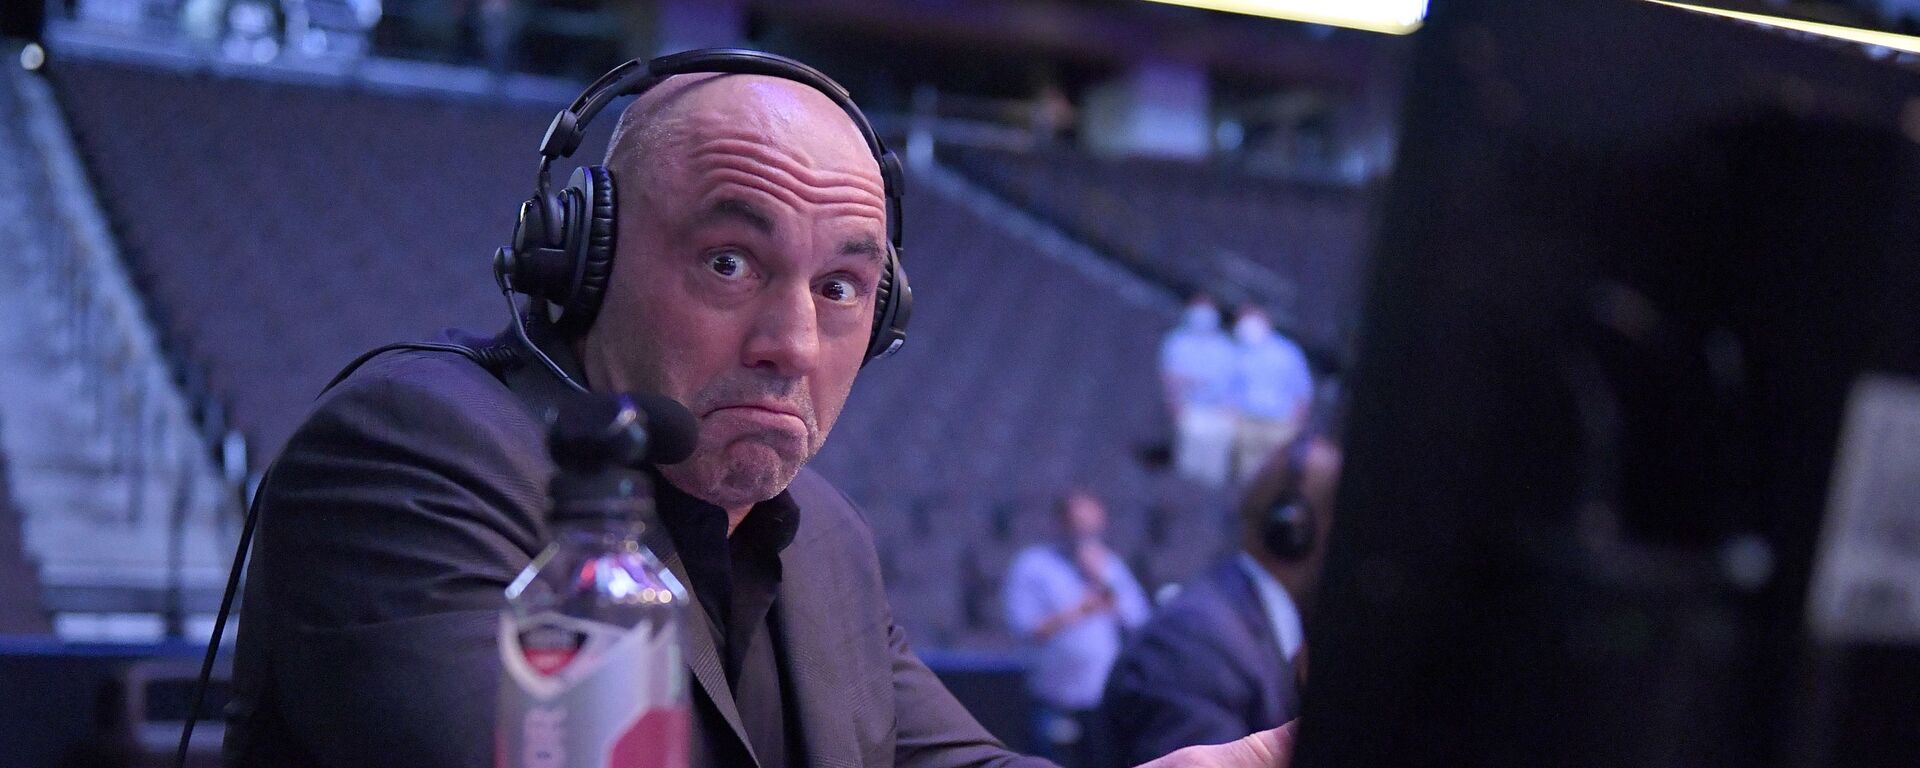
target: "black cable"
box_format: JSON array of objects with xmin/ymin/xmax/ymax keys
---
[
  {"xmin": 173, "ymin": 469, "xmax": 265, "ymax": 768},
  {"xmin": 501, "ymin": 289, "xmax": 589, "ymax": 395}
]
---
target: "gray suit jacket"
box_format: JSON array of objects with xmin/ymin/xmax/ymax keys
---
[
  {"xmin": 1100, "ymin": 560, "xmax": 1298, "ymax": 767},
  {"xmin": 225, "ymin": 335, "xmax": 1050, "ymax": 768}
]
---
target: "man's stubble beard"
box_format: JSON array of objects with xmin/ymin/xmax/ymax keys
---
[
  {"xmin": 602, "ymin": 323, "xmax": 857, "ymax": 510},
  {"xmin": 661, "ymin": 431, "xmax": 814, "ymax": 510},
  {"xmin": 663, "ymin": 374, "xmax": 839, "ymax": 510}
]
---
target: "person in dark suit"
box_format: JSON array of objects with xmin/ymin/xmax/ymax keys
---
[
  {"xmin": 223, "ymin": 54, "xmax": 1297, "ymax": 768},
  {"xmin": 1101, "ymin": 437, "xmax": 1340, "ymax": 767}
]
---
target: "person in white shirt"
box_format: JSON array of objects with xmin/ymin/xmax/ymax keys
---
[
  {"xmin": 1004, "ymin": 490, "xmax": 1152, "ymax": 768},
  {"xmin": 1230, "ymin": 306, "xmax": 1314, "ymax": 483},
  {"xmin": 1160, "ymin": 294, "xmax": 1240, "ymax": 486}
]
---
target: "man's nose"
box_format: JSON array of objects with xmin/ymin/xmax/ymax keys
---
[{"xmin": 742, "ymin": 279, "xmax": 820, "ymax": 378}]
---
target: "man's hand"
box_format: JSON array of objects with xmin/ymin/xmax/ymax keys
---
[
  {"xmin": 1074, "ymin": 539, "xmax": 1111, "ymax": 579},
  {"xmin": 1033, "ymin": 588, "xmax": 1115, "ymax": 640},
  {"xmin": 1078, "ymin": 588, "xmax": 1117, "ymax": 618},
  {"xmin": 1137, "ymin": 720, "xmax": 1298, "ymax": 768}
]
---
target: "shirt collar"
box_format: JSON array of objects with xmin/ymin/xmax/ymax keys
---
[
  {"xmin": 652, "ymin": 471, "xmax": 801, "ymax": 559},
  {"xmin": 1237, "ymin": 552, "xmax": 1305, "ymax": 664}
]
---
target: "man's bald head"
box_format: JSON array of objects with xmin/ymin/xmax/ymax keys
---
[{"xmin": 601, "ymin": 73, "xmax": 880, "ymax": 204}]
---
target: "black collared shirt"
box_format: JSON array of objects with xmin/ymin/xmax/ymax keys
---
[{"xmin": 654, "ymin": 476, "xmax": 801, "ymax": 768}]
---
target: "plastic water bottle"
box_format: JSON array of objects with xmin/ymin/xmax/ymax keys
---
[{"xmin": 497, "ymin": 395, "xmax": 690, "ymax": 768}]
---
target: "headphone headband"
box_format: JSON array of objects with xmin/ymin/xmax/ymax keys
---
[
  {"xmin": 533, "ymin": 48, "xmax": 905, "ymax": 248},
  {"xmin": 542, "ymin": 50, "xmax": 861, "ymax": 158}
]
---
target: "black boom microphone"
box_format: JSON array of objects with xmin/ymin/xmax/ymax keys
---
[
  {"xmin": 547, "ymin": 391, "xmax": 700, "ymax": 469},
  {"xmin": 625, "ymin": 392, "xmax": 699, "ymax": 465}
]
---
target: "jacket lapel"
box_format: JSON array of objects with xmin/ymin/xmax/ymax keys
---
[
  {"xmin": 775, "ymin": 529, "xmax": 862, "ymax": 768},
  {"xmin": 643, "ymin": 521, "xmax": 762, "ymax": 768},
  {"xmin": 1221, "ymin": 563, "xmax": 1297, "ymax": 725}
]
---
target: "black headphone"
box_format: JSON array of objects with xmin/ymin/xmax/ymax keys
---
[
  {"xmin": 492, "ymin": 48, "xmax": 912, "ymax": 365},
  {"xmin": 1260, "ymin": 439, "xmax": 1319, "ymax": 563}
]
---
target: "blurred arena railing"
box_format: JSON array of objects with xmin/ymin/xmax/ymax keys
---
[{"xmin": 0, "ymin": 50, "xmax": 240, "ymax": 644}]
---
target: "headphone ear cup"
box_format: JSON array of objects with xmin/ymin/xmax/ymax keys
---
[
  {"xmin": 1263, "ymin": 501, "xmax": 1317, "ymax": 562},
  {"xmin": 505, "ymin": 194, "xmax": 574, "ymax": 301},
  {"xmin": 864, "ymin": 247, "xmax": 911, "ymax": 365},
  {"xmin": 553, "ymin": 165, "xmax": 618, "ymax": 335}
]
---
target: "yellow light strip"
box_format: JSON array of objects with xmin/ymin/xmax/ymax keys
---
[
  {"xmin": 1646, "ymin": 0, "xmax": 1920, "ymax": 56},
  {"xmin": 1139, "ymin": 0, "xmax": 1426, "ymax": 35}
]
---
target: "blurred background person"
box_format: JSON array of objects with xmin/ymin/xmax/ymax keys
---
[
  {"xmin": 1161, "ymin": 293, "xmax": 1240, "ymax": 486},
  {"xmin": 1005, "ymin": 490, "xmax": 1152, "ymax": 768},
  {"xmin": 1230, "ymin": 306, "xmax": 1313, "ymax": 483},
  {"xmin": 1102, "ymin": 435, "xmax": 1340, "ymax": 767},
  {"xmin": 1031, "ymin": 71, "xmax": 1077, "ymax": 145}
]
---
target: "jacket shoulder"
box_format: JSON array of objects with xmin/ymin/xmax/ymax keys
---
[
  {"xmin": 271, "ymin": 345, "xmax": 553, "ymax": 535},
  {"xmin": 1138, "ymin": 562, "xmax": 1261, "ymax": 653},
  {"xmin": 313, "ymin": 347, "xmax": 538, "ymax": 436}
]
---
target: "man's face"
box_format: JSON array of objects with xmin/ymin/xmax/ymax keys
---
[
  {"xmin": 1061, "ymin": 494, "xmax": 1108, "ymax": 541},
  {"xmin": 577, "ymin": 76, "xmax": 888, "ymax": 510}
]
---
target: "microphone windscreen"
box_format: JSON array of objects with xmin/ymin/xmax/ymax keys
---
[{"xmin": 632, "ymin": 392, "xmax": 699, "ymax": 465}]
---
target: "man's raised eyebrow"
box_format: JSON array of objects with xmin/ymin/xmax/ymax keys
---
[
  {"xmin": 697, "ymin": 197, "xmax": 775, "ymax": 235},
  {"xmin": 839, "ymin": 235, "xmax": 885, "ymax": 263}
]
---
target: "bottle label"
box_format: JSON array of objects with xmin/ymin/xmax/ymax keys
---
[{"xmin": 497, "ymin": 613, "xmax": 688, "ymax": 768}]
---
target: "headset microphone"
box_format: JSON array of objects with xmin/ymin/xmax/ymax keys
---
[{"xmin": 624, "ymin": 392, "xmax": 699, "ymax": 465}]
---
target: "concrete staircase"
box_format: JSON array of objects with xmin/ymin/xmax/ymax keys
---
[
  {"xmin": 0, "ymin": 51, "xmax": 237, "ymax": 640},
  {"xmin": 0, "ymin": 429, "xmax": 51, "ymax": 634}
]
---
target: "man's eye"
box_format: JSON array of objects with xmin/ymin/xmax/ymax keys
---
[
  {"xmin": 820, "ymin": 278, "xmax": 858, "ymax": 303},
  {"xmin": 708, "ymin": 251, "xmax": 746, "ymax": 278}
]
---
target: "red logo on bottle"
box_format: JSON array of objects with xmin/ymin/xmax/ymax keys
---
[{"xmin": 518, "ymin": 625, "xmax": 588, "ymax": 676}]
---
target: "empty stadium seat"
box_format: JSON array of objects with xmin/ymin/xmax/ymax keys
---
[{"xmin": 939, "ymin": 144, "xmax": 1375, "ymax": 362}]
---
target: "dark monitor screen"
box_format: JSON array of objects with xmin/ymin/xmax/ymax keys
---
[{"xmin": 1300, "ymin": 1, "xmax": 1920, "ymax": 766}]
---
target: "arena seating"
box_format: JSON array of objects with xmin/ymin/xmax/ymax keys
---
[
  {"xmin": 0, "ymin": 442, "xmax": 51, "ymax": 634},
  {"xmin": 940, "ymin": 145, "xmax": 1375, "ymax": 361},
  {"xmin": 51, "ymin": 60, "xmax": 1236, "ymax": 648},
  {"xmin": 52, "ymin": 61, "xmax": 543, "ymax": 470}
]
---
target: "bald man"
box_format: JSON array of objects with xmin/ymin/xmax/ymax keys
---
[{"xmin": 223, "ymin": 55, "xmax": 1295, "ymax": 768}]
